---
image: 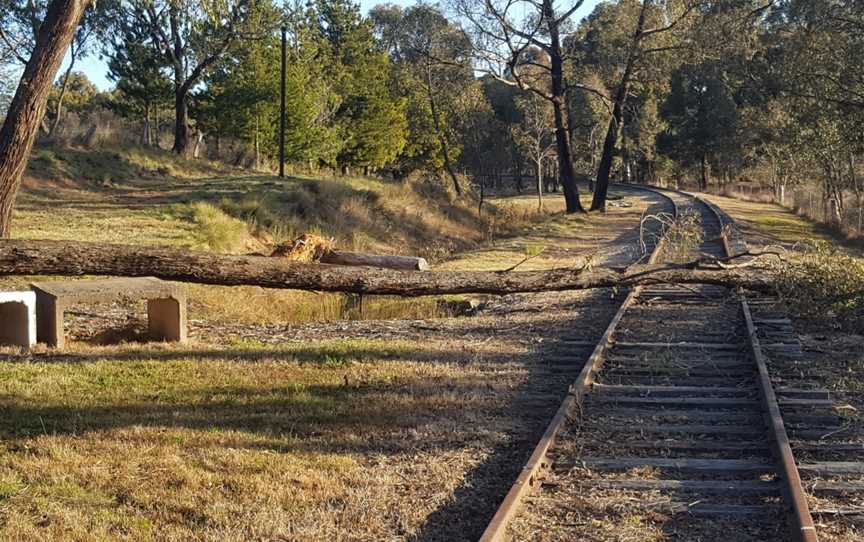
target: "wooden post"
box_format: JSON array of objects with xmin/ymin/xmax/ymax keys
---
[{"xmin": 279, "ymin": 25, "xmax": 287, "ymax": 178}]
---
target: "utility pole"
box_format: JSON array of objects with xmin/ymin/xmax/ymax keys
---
[{"xmin": 279, "ymin": 25, "xmax": 287, "ymax": 178}]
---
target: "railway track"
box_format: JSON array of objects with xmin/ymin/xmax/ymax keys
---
[{"xmin": 479, "ymin": 189, "xmax": 864, "ymax": 541}]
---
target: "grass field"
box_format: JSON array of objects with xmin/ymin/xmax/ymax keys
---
[
  {"xmin": 0, "ymin": 339, "xmax": 530, "ymax": 540},
  {"xmin": 1, "ymin": 152, "xmax": 664, "ymax": 540}
]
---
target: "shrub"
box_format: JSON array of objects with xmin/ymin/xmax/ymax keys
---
[
  {"xmin": 774, "ymin": 241, "xmax": 864, "ymax": 331},
  {"xmin": 175, "ymin": 202, "xmax": 250, "ymax": 252}
]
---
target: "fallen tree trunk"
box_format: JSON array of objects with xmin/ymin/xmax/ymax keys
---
[
  {"xmin": 0, "ymin": 239, "xmax": 778, "ymax": 296},
  {"xmin": 318, "ymin": 251, "xmax": 429, "ymax": 271}
]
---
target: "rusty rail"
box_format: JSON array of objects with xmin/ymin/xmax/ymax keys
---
[
  {"xmin": 480, "ymin": 188, "xmax": 818, "ymax": 542},
  {"xmin": 703, "ymin": 197, "xmax": 818, "ymax": 542},
  {"xmin": 477, "ymin": 187, "xmax": 677, "ymax": 542}
]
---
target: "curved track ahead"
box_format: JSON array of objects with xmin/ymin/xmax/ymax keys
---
[{"xmin": 478, "ymin": 189, "xmax": 849, "ymax": 542}]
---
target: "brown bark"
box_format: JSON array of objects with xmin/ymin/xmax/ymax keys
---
[
  {"xmin": 172, "ymin": 82, "xmax": 190, "ymax": 155},
  {"xmin": 0, "ymin": 239, "xmax": 777, "ymax": 296},
  {"xmin": 591, "ymin": 1, "xmax": 647, "ymax": 212},
  {"xmin": 545, "ymin": 0, "xmax": 582, "ymax": 213},
  {"xmin": 0, "ymin": 0, "xmax": 91, "ymax": 238}
]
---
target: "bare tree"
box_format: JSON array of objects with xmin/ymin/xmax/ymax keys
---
[
  {"xmin": 514, "ymin": 93, "xmax": 556, "ymax": 210},
  {"xmin": 452, "ymin": 0, "xmax": 607, "ymax": 213},
  {"xmin": 0, "ymin": 0, "xmax": 91, "ymax": 237}
]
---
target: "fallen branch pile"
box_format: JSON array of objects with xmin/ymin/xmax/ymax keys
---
[{"xmin": 0, "ymin": 239, "xmax": 780, "ymax": 296}]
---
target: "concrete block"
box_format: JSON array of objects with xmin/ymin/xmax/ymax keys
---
[
  {"xmin": 0, "ymin": 291, "xmax": 37, "ymax": 347},
  {"xmin": 31, "ymin": 278, "xmax": 187, "ymax": 348},
  {"xmin": 147, "ymin": 295, "xmax": 187, "ymax": 342}
]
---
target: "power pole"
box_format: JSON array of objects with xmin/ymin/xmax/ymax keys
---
[{"xmin": 279, "ymin": 25, "xmax": 287, "ymax": 178}]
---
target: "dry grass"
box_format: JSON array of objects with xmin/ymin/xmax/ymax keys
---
[
  {"xmin": 0, "ymin": 165, "xmax": 665, "ymax": 540},
  {"xmin": 0, "ymin": 339, "xmax": 531, "ymax": 541},
  {"xmin": 660, "ymin": 209, "xmax": 705, "ymax": 263},
  {"xmin": 8, "ymin": 166, "xmax": 509, "ymax": 325},
  {"xmin": 696, "ymin": 193, "xmax": 839, "ymax": 251},
  {"xmin": 270, "ymin": 233, "xmax": 335, "ymax": 261},
  {"xmin": 698, "ymin": 193, "xmax": 864, "ymax": 331}
]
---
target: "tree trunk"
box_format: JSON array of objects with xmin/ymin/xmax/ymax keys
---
[
  {"xmin": 425, "ymin": 63, "xmax": 461, "ymax": 195},
  {"xmin": 700, "ymin": 153, "xmax": 709, "ymax": 190},
  {"xmin": 254, "ymin": 114, "xmax": 260, "ymax": 170},
  {"xmin": 0, "ymin": 238, "xmax": 777, "ymax": 296},
  {"xmin": 319, "ymin": 251, "xmax": 430, "ymax": 271},
  {"xmin": 545, "ymin": 0, "xmax": 583, "ymax": 213},
  {"xmin": 192, "ymin": 131, "xmax": 204, "ymax": 159},
  {"xmin": 142, "ymin": 101, "xmax": 152, "ymax": 146},
  {"xmin": 0, "ymin": 0, "xmax": 91, "ymax": 238},
  {"xmin": 172, "ymin": 85, "xmax": 190, "ymax": 155},
  {"xmin": 591, "ymin": 1, "xmax": 647, "ymax": 212},
  {"xmin": 154, "ymin": 106, "xmax": 160, "ymax": 148},
  {"xmin": 536, "ymin": 157, "xmax": 543, "ymax": 211},
  {"xmin": 50, "ymin": 41, "xmax": 77, "ymax": 137}
]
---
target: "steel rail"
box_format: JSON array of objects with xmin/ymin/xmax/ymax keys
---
[
  {"xmin": 479, "ymin": 187, "xmax": 818, "ymax": 542},
  {"xmin": 477, "ymin": 186, "xmax": 678, "ymax": 542},
  {"xmin": 700, "ymin": 196, "xmax": 818, "ymax": 542}
]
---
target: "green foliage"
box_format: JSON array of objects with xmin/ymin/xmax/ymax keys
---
[
  {"xmin": 47, "ymin": 72, "xmax": 99, "ymax": 116},
  {"xmin": 657, "ymin": 62, "xmax": 739, "ymax": 184},
  {"xmin": 313, "ymin": 0, "xmax": 407, "ymax": 170},
  {"xmin": 775, "ymin": 242, "xmax": 864, "ymax": 332},
  {"xmin": 105, "ymin": 15, "xmax": 172, "ymax": 125},
  {"xmin": 370, "ymin": 4, "xmax": 475, "ymax": 176}
]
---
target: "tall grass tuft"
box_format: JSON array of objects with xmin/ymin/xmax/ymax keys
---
[{"xmin": 176, "ymin": 202, "xmax": 250, "ymax": 252}]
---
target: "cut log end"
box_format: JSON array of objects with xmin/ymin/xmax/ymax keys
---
[{"xmin": 320, "ymin": 251, "xmax": 430, "ymax": 271}]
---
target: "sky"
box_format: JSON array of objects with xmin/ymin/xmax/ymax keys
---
[{"xmin": 76, "ymin": 0, "xmax": 602, "ymax": 91}]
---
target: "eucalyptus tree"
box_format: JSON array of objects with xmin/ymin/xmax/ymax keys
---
[
  {"xmin": 125, "ymin": 0, "xmax": 266, "ymax": 155},
  {"xmin": 371, "ymin": 4, "xmax": 475, "ymax": 192},
  {"xmin": 0, "ymin": 0, "xmax": 112, "ymax": 134},
  {"xmin": 580, "ymin": 0, "xmax": 702, "ymax": 210},
  {"xmin": 765, "ymin": 0, "xmax": 864, "ymax": 112},
  {"xmin": 451, "ymin": 0, "xmax": 601, "ymax": 212}
]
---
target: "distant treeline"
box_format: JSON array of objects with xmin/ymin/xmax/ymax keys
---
[{"xmin": 1, "ymin": 0, "xmax": 861, "ymax": 225}]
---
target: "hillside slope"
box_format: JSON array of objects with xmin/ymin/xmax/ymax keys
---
[{"xmin": 10, "ymin": 147, "xmax": 535, "ymax": 324}]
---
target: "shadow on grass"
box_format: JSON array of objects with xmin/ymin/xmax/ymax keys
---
[
  {"xmin": 407, "ymin": 187, "xmax": 673, "ymax": 542},
  {"xmin": 0, "ymin": 298, "xmax": 614, "ymax": 541}
]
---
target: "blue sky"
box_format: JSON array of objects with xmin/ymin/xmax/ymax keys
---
[{"xmin": 76, "ymin": 0, "xmax": 602, "ymax": 90}]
